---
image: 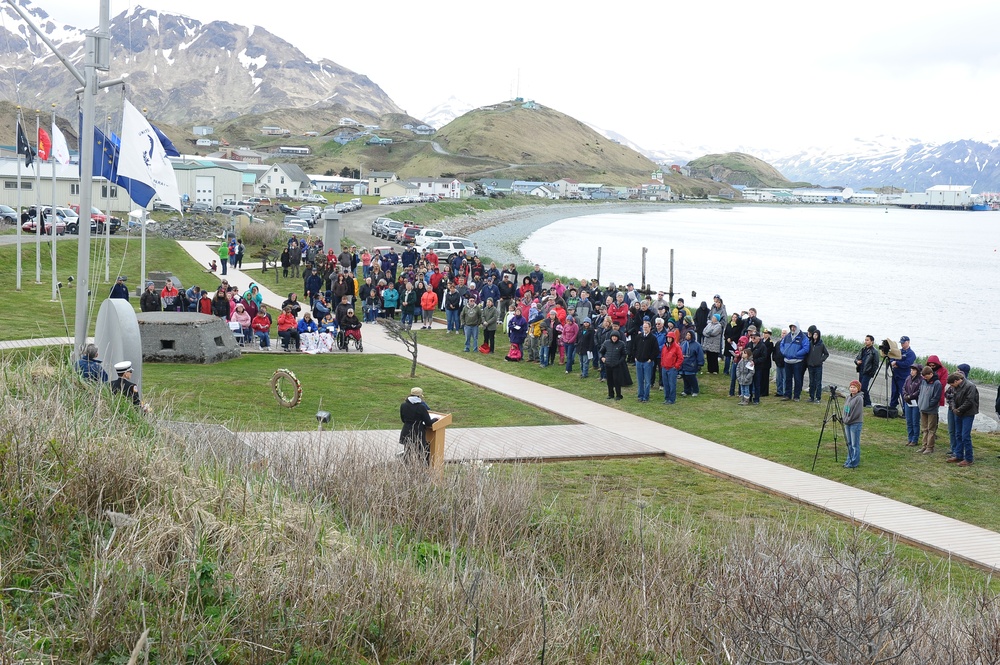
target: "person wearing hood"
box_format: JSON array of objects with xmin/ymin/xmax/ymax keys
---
[
  {"xmin": 243, "ymin": 284, "xmax": 263, "ymax": 308},
  {"xmin": 599, "ymin": 329, "xmax": 631, "ymax": 400},
  {"xmin": 924, "ymin": 355, "xmax": 949, "ymax": 407},
  {"xmin": 805, "ymin": 328, "xmax": 830, "ymax": 403},
  {"xmin": 702, "ymin": 313, "xmax": 724, "ymax": 374},
  {"xmin": 507, "ymin": 306, "xmax": 528, "ymax": 356},
  {"xmin": 680, "ymin": 329, "xmax": 705, "ymax": 398},
  {"xmin": 659, "ymin": 333, "xmax": 683, "ymax": 404},
  {"xmin": 693, "ymin": 301, "xmax": 710, "ymax": 342},
  {"xmin": 902, "ymin": 364, "xmax": 923, "ymax": 447},
  {"xmin": 400, "ymin": 387, "xmax": 436, "ymax": 464},
  {"xmin": 140, "ymin": 281, "xmax": 161, "ymax": 312},
  {"xmin": 779, "ymin": 323, "xmax": 811, "ymax": 401}
]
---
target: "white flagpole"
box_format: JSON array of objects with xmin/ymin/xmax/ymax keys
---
[
  {"xmin": 50, "ymin": 104, "xmax": 58, "ymax": 302},
  {"xmin": 15, "ymin": 108, "xmax": 22, "ymax": 291},
  {"xmin": 140, "ymin": 208, "xmax": 147, "ymax": 287},
  {"xmin": 34, "ymin": 109, "xmax": 41, "ymax": 283}
]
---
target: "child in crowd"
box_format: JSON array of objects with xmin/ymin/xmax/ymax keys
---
[{"xmin": 735, "ymin": 348, "xmax": 755, "ymax": 406}]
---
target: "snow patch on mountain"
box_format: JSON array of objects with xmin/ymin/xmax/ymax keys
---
[{"xmin": 418, "ymin": 96, "xmax": 475, "ymax": 128}]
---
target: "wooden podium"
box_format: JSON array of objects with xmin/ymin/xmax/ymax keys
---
[{"xmin": 426, "ymin": 412, "xmax": 452, "ymax": 470}]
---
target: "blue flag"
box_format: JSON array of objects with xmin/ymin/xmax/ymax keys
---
[
  {"xmin": 88, "ymin": 125, "xmax": 156, "ymax": 207},
  {"xmin": 150, "ymin": 122, "xmax": 180, "ymax": 157}
]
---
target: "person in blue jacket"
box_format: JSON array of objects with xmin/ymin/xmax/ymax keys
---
[
  {"xmin": 679, "ymin": 329, "xmax": 705, "ymax": 397},
  {"xmin": 779, "ymin": 322, "xmax": 811, "ymax": 401},
  {"xmin": 109, "ymin": 275, "xmax": 130, "ymax": 301},
  {"xmin": 889, "ymin": 335, "xmax": 916, "ymax": 411}
]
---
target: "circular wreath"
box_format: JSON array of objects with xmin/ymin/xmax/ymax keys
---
[{"xmin": 270, "ymin": 368, "xmax": 302, "ymax": 408}]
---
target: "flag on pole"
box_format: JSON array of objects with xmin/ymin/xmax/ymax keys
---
[
  {"xmin": 116, "ymin": 99, "xmax": 182, "ymax": 211},
  {"xmin": 89, "ymin": 125, "xmax": 156, "ymax": 206},
  {"xmin": 149, "ymin": 122, "xmax": 180, "ymax": 157},
  {"xmin": 51, "ymin": 122, "xmax": 70, "ymax": 165},
  {"xmin": 16, "ymin": 119, "xmax": 35, "ymax": 167},
  {"xmin": 37, "ymin": 127, "xmax": 52, "ymax": 161}
]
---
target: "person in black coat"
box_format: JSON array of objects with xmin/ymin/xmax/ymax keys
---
[
  {"xmin": 399, "ymin": 387, "xmax": 436, "ymax": 464},
  {"xmin": 749, "ymin": 330, "xmax": 771, "ymax": 402},
  {"xmin": 599, "ymin": 330, "xmax": 633, "ymax": 400},
  {"xmin": 694, "ymin": 301, "xmax": 710, "ymax": 342}
]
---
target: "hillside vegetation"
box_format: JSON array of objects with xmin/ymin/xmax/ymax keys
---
[
  {"xmin": 3, "ymin": 354, "xmax": 1000, "ymax": 663},
  {"xmin": 686, "ymin": 151, "xmax": 806, "ymax": 188}
]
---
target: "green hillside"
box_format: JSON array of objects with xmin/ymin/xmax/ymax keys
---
[{"xmin": 686, "ymin": 152, "xmax": 801, "ymax": 188}]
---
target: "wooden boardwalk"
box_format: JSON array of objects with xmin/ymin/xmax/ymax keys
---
[{"xmin": 242, "ymin": 424, "xmax": 663, "ymax": 466}]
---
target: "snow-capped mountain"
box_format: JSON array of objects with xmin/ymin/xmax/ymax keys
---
[
  {"xmin": 0, "ymin": 0, "xmax": 402, "ymax": 124},
  {"xmin": 767, "ymin": 137, "xmax": 1000, "ymax": 192},
  {"xmin": 585, "ymin": 122, "xmax": 714, "ymax": 166},
  {"xmin": 418, "ymin": 96, "xmax": 476, "ymax": 129}
]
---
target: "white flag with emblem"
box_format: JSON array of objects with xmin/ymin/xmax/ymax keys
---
[{"xmin": 117, "ymin": 99, "xmax": 182, "ymax": 211}]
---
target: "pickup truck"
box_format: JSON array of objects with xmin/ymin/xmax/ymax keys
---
[
  {"xmin": 215, "ymin": 199, "xmax": 254, "ymax": 214},
  {"xmin": 69, "ymin": 204, "xmax": 121, "ymax": 234}
]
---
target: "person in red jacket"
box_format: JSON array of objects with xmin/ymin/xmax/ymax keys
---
[
  {"xmin": 608, "ymin": 292, "xmax": 630, "ymax": 328},
  {"xmin": 420, "ymin": 288, "xmax": 438, "ymax": 329},
  {"xmin": 660, "ymin": 334, "xmax": 684, "ymax": 404},
  {"xmin": 251, "ymin": 305, "xmax": 273, "ymax": 349},
  {"xmin": 925, "ymin": 355, "xmax": 949, "ymax": 406},
  {"xmin": 197, "ymin": 290, "xmax": 213, "ymax": 315}
]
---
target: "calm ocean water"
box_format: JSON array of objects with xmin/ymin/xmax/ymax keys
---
[{"xmin": 520, "ymin": 205, "xmax": 1000, "ymax": 370}]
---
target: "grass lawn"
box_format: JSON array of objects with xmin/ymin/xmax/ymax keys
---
[
  {"xmin": 143, "ymin": 353, "xmax": 570, "ymax": 431},
  {"xmin": 418, "ymin": 329, "xmax": 1000, "ymax": 533},
  {"xmin": 0, "ymin": 237, "xmax": 224, "ymax": 341},
  {"xmin": 531, "ymin": 457, "xmax": 995, "ymax": 594}
]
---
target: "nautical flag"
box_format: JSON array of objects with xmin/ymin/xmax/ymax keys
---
[
  {"xmin": 116, "ymin": 99, "xmax": 182, "ymax": 211},
  {"xmin": 51, "ymin": 122, "xmax": 70, "ymax": 165},
  {"xmin": 16, "ymin": 119, "xmax": 35, "ymax": 167},
  {"xmin": 90, "ymin": 125, "xmax": 156, "ymax": 206},
  {"xmin": 37, "ymin": 127, "xmax": 51, "ymax": 161},
  {"xmin": 150, "ymin": 122, "xmax": 180, "ymax": 157}
]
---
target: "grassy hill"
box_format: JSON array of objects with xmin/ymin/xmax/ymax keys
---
[{"xmin": 686, "ymin": 151, "xmax": 809, "ymax": 188}]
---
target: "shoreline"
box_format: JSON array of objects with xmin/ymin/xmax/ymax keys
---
[{"xmin": 449, "ymin": 202, "xmax": 1000, "ymax": 390}]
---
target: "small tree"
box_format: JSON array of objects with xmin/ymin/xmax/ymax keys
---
[{"xmin": 379, "ymin": 318, "xmax": 419, "ymax": 377}]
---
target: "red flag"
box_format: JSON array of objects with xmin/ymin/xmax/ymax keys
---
[{"xmin": 37, "ymin": 127, "xmax": 52, "ymax": 161}]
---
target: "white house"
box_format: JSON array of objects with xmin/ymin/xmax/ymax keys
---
[
  {"xmin": 553, "ymin": 178, "xmax": 580, "ymax": 198},
  {"xmin": 367, "ymin": 171, "xmax": 398, "ymax": 196},
  {"xmin": 339, "ymin": 117, "xmax": 359, "ymax": 126},
  {"xmin": 847, "ymin": 190, "xmax": 879, "ymax": 205},
  {"xmin": 172, "ymin": 161, "xmax": 244, "ymax": 206},
  {"xmin": 408, "ymin": 177, "xmax": 463, "ymax": 199},
  {"xmin": 530, "ymin": 185, "xmax": 555, "ymax": 198},
  {"xmin": 256, "ymin": 163, "xmax": 311, "ymax": 198}
]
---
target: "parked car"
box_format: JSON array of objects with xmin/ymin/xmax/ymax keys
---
[
  {"xmin": 187, "ymin": 202, "xmax": 213, "ymax": 214},
  {"xmin": 69, "ymin": 204, "xmax": 121, "ymax": 234},
  {"xmin": 21, "ymin": 206, "xmax": 78, "ymax": 234},
  {"xmin": 441, "ymin": 235, "xmax": 479, "ymax": 256},
  {"xmin": 278, "ymin": 203, "xmax": 295, "ymax": 214},
  {"xmin": 424, "ymin": 239, "xmax": 472, "ymax": 260},
  {"xmin": 283, "ymin": 222, "xmax": 310, "ymax": 236},
  {"xmin": 413, "ymin": 228, "xmax": 446, "ymax": 248},
  {"xmin": 396, "ymin": 226, "xmax": 421, "ymax": 245},
  {"xmin": 303, "ymin": 194, "xmax": 327, "ymax": 203},
  {"xmin": 378, "ymin": 220, "xmax": 405, "ymax": 240},
  {"xmin": 0, "ymin": 204, "xmax": 17, "ymax": 224}
]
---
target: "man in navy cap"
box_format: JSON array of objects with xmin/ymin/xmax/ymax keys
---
[{"xmin": 889, "ymin": 336, "xmax": 915, "ymax": 411}]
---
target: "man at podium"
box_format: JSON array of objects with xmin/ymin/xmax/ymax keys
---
[{"xmin": 400, "ymin": 387, "xmax": 437, "ymax": 464}]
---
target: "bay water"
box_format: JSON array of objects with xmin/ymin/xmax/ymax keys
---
[{"xmin": 519, "ymin": 205, "xmax": 1000, "ymax": 370}]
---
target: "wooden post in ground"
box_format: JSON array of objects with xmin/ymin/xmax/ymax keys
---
[
  {"xmin": 667, "ymin": 249, "xmax": 675, "ymax": 303},
  {"xmin": 596, "ymin": 247, "xmax": 601, "ymax": 283},
  {"xmin": 641, "ymin": 247, "xmax": 647, "ymax": 292}
]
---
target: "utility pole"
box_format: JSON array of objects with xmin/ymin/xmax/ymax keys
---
[{"xmin": 6, "ymin": 0, "xmax": 122, "ymax": 358}]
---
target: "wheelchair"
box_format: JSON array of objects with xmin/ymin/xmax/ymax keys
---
[{"xmin": 338, "ymin": 327, "xmax": 363, "ymax": 352}]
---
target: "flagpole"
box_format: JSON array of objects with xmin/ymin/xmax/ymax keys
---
[
  {"xmin": 34, "ymin": 109, "xmax": 41, "ymax": 283},
  {"xmin": 50, "ymin": 104, "xmax": 59, "ymax": 302},
  {"xmin": 15, "ymin": 108, "xmax": 22, "ymax": 291},
  {"xmin": 140, "ymin": 107, "xmax": 148, "ymax": 289}
]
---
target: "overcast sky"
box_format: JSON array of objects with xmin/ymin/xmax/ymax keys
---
[{"xmin": 31, "ymin": 0, "xmax": 1000, "ymax": 155}]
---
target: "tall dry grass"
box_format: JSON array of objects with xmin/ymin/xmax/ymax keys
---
[{"xmin": 1, "ymin": 353, "xmax": 999, "ymax": 664}]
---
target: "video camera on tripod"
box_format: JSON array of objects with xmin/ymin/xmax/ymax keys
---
[{"xmin": 879, "ymin": 338, "xmax": 903, "ymax": 360}]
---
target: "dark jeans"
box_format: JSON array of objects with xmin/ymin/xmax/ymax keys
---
[
  {"xmin": 808, "ymin": 365, "xmax": 824, "ymax": 401},
  {"xmin": 681, "ymin": 373, "xmax": 699, "ymax": 396},
  {"xmin": 859, "ymin": 373, "xmax": 873, "ymax": 407},
  {"xmin": 484, "ymin": 328, "xmax": 496, "ymax": 353},
  {"xmin": 788, "ymin": 362, "xmax": 806, "ymax": 399},
  {"xmin": 706, "ymin": 350, "xmax": 719, "ymax": 374},
  {"xmin": 279, "ymin": 329, "xmax": 300, "ymax": 350},
  {"xmin": 955, "ymin": 414, "xmax": 975, "ymax": 462}
]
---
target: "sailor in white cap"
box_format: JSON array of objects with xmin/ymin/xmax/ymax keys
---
[{"xmin": 110, "ymin": 360, "xmax": 144, "ymax": 410}]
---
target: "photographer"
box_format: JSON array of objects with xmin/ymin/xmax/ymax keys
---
[
  {"xmin": 854, "ymin": 335, "xmax": 879, "ymax": 407},
  {"xmin": 842, "ymin": 381, "xmax": 864, "ymax": 469}
]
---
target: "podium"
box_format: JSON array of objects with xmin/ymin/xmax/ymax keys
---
[{"xmin": 426, "ymin": 412, "xmax": 453, "ymax": 470}]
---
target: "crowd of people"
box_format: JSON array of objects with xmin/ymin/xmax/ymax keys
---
[{"xmin": 103, "ymin": 234, "xmax": 990, "ymax": 468}]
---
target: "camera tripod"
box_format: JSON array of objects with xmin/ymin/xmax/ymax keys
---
[
  {"xmin": 812, "ymin": 385, "xmax": 847, "ymax": 471},
  {"xmin": 870, "ymin": 355, "xmax": 896, "ymax": 418}
]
